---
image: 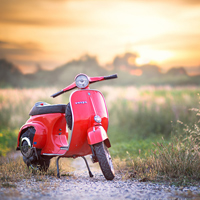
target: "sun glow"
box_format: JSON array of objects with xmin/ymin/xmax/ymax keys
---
[
  {"xmin": 135, "ymin": 57, "xmax": 150, "ymax": 65},
  {"xmin": 135, "ymin": 48, "xmax": 174, "ymax": 66},
  {"xmin": 1, "ymin": 0, "xmax": 200, "ymax": 72}
]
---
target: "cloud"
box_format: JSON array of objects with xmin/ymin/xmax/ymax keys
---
[
  {"xmin": 0, "ymin": 0, "xmax": 77, "ymax": 27},
  {"xmin": 171, "ymin": 0, "xmax": 200, "ymax": 5},
  {"xmin": 133, "ymin": 34, "xmax": 200, "ymax": 51},
  {"xmin": 0, "ymin": 40, "xmax": 43, "ymax": 57},
  {"xmin": 0, "ymin": 18, "xmax": 77, "ymax": 27},
  {"xmin": 128, "ymin": 0, "xmax": 200, "ymax": 5},
  {"xmin": 1, "ymin": 0, "xmax": 200, "ymax": 28}
]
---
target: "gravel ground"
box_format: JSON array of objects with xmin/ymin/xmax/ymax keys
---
[{"xmin": 1, "ymin": 156, "xmax": 200, "ymax": 200}]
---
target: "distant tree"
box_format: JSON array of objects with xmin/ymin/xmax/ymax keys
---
[
  {"xmin": 166, "ymin": 67, "xmax": 188, "ymax": 76},
  {"xmin": 1, "ymin": 55, "xmax": 199, "ymax": 88},
  {"xmin": 140, "ymin": 64, "xmax": 162, "ymax": 77},
  {"xmin": 0, "ymin": 59, "xmax": 23, "ymax": 87},
  {"xmin": 113, "ymin": 52, "xmax": 138, "ymax": 70}
]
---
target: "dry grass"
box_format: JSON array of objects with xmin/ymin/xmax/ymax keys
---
[
  {"xmin": 0, "ymin": 153, "xmax": 77, "ymax": 199},
  {"xmin": 0, "ymin": 155, "xmax": 31, "ymax": 184},
  {"xmin": 0, "ymin": 153, "xmax": 74, "ymax": 190},
  {"xmin": 47, "ymin": 157, "xmax": 75, "ymax": 177},
  {"xmin": 1, "ymin": 86, "xmax": 200, "ymax": 186},
  {"xmin": 113, "ymin": 154, "xmax": 157, "ymax": 182},
  {"xmin": 113, "ymin": 119, "xmax": 200, "ymax": 186},
  {"xmin": 154, "ymin": 121, "xmax": 200, "ymax": 182}
]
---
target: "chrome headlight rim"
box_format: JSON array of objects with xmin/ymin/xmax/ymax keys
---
[{"xmin": 75, "ymin": 74, "xmax": 89, "ymax": 89}]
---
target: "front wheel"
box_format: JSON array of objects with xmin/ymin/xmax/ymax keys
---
[{"xmin": 93, "ymin": 142, "xmax": 115, "ymax": 180}]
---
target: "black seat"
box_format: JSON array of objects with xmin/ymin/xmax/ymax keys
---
[{"xmin": 29, "ymin": 102, "xmax": 67, "ymax": 116}]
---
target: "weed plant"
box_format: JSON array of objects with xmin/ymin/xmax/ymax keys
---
[
  {"xmin": 154, "ymin": 119, "xmax": 200, "ymax": 182},
  {"xmin": 0, "ymin": 155, "xmax": 73, "ymax": 199},
  {"xmin": 0, "ymin": 156, "xmax": 32, "ymax": 184},
  {"xmin": 109, "ymin": 88, "xmax": 199, "ymax": 142},
  {"xmin": 113, "ymin": 105, "xmax": 200, "ymax": 185},
  {"xmin": 0, "ymin": 154, "xmax": 73, "ymax": 188},
  {"xmin": 0, "ymin": 88, "xmax": 66, "ymax": 155}
]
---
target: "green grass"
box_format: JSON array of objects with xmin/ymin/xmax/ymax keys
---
[
  {"xmin": 0, "ymin": 88, "xmax": 65, "ymax": 155},
  {"xmin": 107, "ymin": 87, "xmax": 199, "ymax": 153},
  {"xmin": 112, "ymin": 109, "xmax": 200, "ymax": 185},
  {"xmin": 0, "ymin": 155, "xmax": 73, "ymax": 186},
  {"xmin": 0, "ymin": 86, "xmax": 200, "ymax": 185},
  {"xmin": 0, "ymin": 129, "xmax": 18, "ymax": 156},
  {"xmin": 107, "ymin": 87, "xmax": 200, "ymax": 185},
  {"xmin": 109, "ymin": 135, "xmax": 169, "ymax": 159}
]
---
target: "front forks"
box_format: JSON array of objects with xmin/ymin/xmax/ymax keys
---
[{"xmin": 90, "ymin": 145, "xmax": 98, "ymax": 163}]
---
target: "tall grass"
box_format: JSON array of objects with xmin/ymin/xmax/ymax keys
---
[
  {"xmin": 0, "ymin": 86, "xmax": 199, "ymax": 156},
  {"xmin": 114, "ymin": 118, "xmax": 200, "ymax": 185},
  {"xmin": 113, "ymin": 97, "xmax": 200, "ymax": 185},
  {"xmin": 0, "ymin": 88, "xmax": 68, "ymax": 156},
  {"xmin": 0, "ymin": 155, "xmax": 73, "ymax": 189},
  {"xmin": 108, "ymin": 86, "xmax": 199, "ymax": 143},
  {"xmin": 0, "ymin": 86, "xmax": 200, "ymax": 185},
  {"xmin": 154, "ymin": 118, "xmax": 200, "ymax": 179}
]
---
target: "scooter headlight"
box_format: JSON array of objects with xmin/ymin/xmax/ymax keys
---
[
  {"xmin": 94, "ymin": 115, "xmax": 102, "ymax": 123},
  {"xmin": 75, "ymin": 74, "xmax": 89, "ymax": 89}
]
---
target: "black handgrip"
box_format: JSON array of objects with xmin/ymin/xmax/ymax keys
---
[
  {"xmin": 104, "ymin": 74, "xmax": 118, "ymax": 80},
  {"xmin": 51, "ymin": 90, "xmax": 64, "ymax": 98}
]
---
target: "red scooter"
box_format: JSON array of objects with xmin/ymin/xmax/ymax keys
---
[{"xmin": 16, "ymin": 73, "xmax": 117, "ymax": 180}]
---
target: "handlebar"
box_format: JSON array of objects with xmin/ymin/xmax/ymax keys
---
[
  {"xmin": 104, "ymin": 74, "xmax": 118, "ymax": 80},
  {"xmin": 51, "ymin": 90, "xmax": 65, "ymax": 98},
  {"xmin": 51, "ymin": 73, "xmax": 118, "ymax": 98}
]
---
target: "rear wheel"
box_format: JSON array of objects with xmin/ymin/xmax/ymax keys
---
[
  {"xmin": 20, "ymin": 128, "xmax": 50, "ymax": 172},
  {"xmin": 93, "ymin": 142, "xmax": 115, "ymax": 180},
  {"xmin": 26, "ymin": 159, "xmax": 50, "ymax": 172}
]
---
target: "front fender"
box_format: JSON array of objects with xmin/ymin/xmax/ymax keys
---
[
  {"xmin": 16, "ymin": 122, "xmax": 47, "ymax": 150},
  {"xmin": 87, "ymin": 126, "xmax": 111, "ymax": 148}
]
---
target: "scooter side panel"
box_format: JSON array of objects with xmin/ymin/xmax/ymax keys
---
[
  {"xmin": 64, "ymin": 90, "xmax": 109, "ymax": 157},
  {"xmin": 40, "ymin": 113, "xmax": 68, "ymax": 155},
  {"xmin": 18, "ymin": 113, "xmax": 68, "ymax": 156}
]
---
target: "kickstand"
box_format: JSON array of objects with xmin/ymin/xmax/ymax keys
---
[
  {"xmin": 56, "ymin": 156, "xmax": 61, "ymax": 178},
  {"xmin": 82, "ymin": 156, "xmax": 94, "ymax": 178}
]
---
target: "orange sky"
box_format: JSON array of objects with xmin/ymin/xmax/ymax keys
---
[{"xmin": 0, "ymin": 0, "xmax": 200, "ymax": 73}]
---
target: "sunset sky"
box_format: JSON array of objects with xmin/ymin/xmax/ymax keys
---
[{"xmin": 0, "ymin": 0, "xmax": 200, "ymax": 73}]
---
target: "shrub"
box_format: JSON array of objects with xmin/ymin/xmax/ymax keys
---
[
  {"xmin": 114, "ymin": 107, "xmax": 200, "ymax": 185},
  {"xmin": 154, "ymin": 119, "xmax": 200, "ymax": 180}
]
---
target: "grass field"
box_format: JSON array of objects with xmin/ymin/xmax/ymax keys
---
[{"xmin": 0, "ymin": 86, "xmax": 200, "ymax": 185}]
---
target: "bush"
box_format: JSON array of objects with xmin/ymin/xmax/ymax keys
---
[
  {"xmin": 0, "ymin": 129, "xmax": 17, "ymax": 156},
  {"xmin": 154, "ymin": 119, "xmax": 200, "ymax": 180},
  {"xmin": 113, "ymin": 107, "xmax": 200, "ymax": 185},
  {"xmin": 108, "ymin": 89, "xmax": 199, "ymax": 141}
]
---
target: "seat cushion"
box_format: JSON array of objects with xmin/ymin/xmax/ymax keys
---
[{"xmin": 29, "ymin": 102, "xmax": 67, "ymax": 116}]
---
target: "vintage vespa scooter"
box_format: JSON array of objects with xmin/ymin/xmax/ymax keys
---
[{"xmin": 16, "ymin": 73, "xmax": 117, "ymax": 180}]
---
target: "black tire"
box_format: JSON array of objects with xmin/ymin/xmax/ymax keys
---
[
  {"xmin": 65, "ymin": 103, "xmax": 72, "ymax": 130},
  {"xmin": 21, "ymin": 128, "xmax": 50, "ymax": 172},
  {"xmin": 93, "ymin": 142, "xmax": 115, "ymax": 180}
]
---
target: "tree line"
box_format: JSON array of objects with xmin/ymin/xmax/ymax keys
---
[{"xmin": 1, "ymin": 53, "xmax": 200, "ymax": 88}]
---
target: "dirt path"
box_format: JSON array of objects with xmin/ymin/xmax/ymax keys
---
[{"xmin": 1, "ymin": 155, "xmax": 200, "ymax": 200}]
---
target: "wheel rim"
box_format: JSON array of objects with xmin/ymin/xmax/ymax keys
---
[{"xmin": 20, "ymin": 137, "xmax": 32, "ymax": 158}]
